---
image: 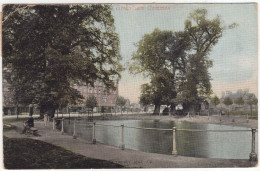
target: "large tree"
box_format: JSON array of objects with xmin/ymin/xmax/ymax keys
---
[
  {"xmin": 130, "ymin": 29, "xmax": 190, "ymax": 114},
  {"xmin": 3, "ymin": 5, "xmax": 122, "ymax": 118},
  {"xmin": 131, "ymin": 9, "xmax": 236, "ymax": 115},
  {"xmin": 175, "ymin": 8, "xmax": 237, "ymax": 114}
]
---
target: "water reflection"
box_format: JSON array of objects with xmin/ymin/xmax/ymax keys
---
[{"xmin": 62, "ymin": 119, "xmax": 257, "ymax": 159}]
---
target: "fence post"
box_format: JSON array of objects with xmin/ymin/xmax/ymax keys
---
[
  {"xmin": 208, "ymin": 110, "xmax": 210, "ymax": 120},
  {"xmin": 249, "ymin": 128, "xmax": 257, "ymax": 161},
  {"xmin": 52, "ymin": 117, "xmax": 55, "ymax": 130},
  {"xmin": 119, "ymin": 124, "xmax": 125, "ymax": 150},
  {"xmin": 92, "ymin": 122, "xmax": 96, "ymax": 144},
  {"xmin": 172, "ymin": 127, "xmax": 178, "ymax": 156},
  {"xmin": 44, "ymin": 114, "xmax": 47, "ymax": 126},
  {"xmin": 73, "ymin": 119, "xmax": 77, "ymax": 139},
  {"xmin": 61, "ymin": 118, "xmax": 64, "ymax": 134}
]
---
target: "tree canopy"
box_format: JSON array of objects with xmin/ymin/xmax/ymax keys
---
[
  {"xmin": 131, "ymin": 8, "xmax": 236, "ymax": 114},
  {"xmin": 130, "ymin": 29, "xmax": 190, "ymax": 114},
  {"xmin": 223, "ymin": 97, "xmax": 233, "ymax": 106},
  {"xmin": 3, "ymin": 5, "xmax": 122, "ymax": 117},
  {"xmin": 234, "ymin": 97, "xmax": 245, "ymax": 106},
  {"xmin": 85, "ymin": 95, "xmax": 98, "ymax": 110},
  {"xmin": 210, "ymin": 95, "xmax": 220, "ymax": 106}
]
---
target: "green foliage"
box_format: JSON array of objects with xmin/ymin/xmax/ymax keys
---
[
  {"xmin": 247, "ymin": 94, "xmax": 258, "ymax": 106},
  {"xmin": 131, "ymin": 28, "xmax": 189, "ymax": 112},
  {"xmin": 116, "ymin": 96, "xmax": 127, "ymax": 107},
  {"xmin": 85, "ymin": 95, "xmax": 98, "ymax": 109},
  {"xmin": 210, "ymin": 95, "xmax": 220, "ymax": 106},
  {"xmin": 3, "ymin": 5, "xmax": 122, "ymax": 116},
  {"xmin": 223, "ymin": 97, "xmax": 233, "ymax": 106},
  {"xmin": 3, "ymin": 137, "xmax": 124, "ymax": 169},
  {"xmin": 131, "ymin": 8, "xmax": 236, "ymax": 114},
  {"xmin": 234, "ymin": 97, "xmax": 245, "ymax": 106}
]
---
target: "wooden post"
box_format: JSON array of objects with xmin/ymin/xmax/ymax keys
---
[
  {"xmin": 92, "ymin": 122, "xmax": 96, "ymax": 144},
  {"xmin": 208, "ymin": 110, "xmax": 210, "ymax": 120},
  {"xmin": 172, "ymin": 127, "xmax": 177, "ymax": 156},
  {"xmin": 119, "ymin": 124, "xmax": 125, "ymax": 150},
  {"xmin": 61, "ymin": 118, "xmax": 64, "ymax": 134},
  {"xmin": 249, "ymin": 128, "xmax": 257, "ymax": 161},
  {"xmin": 73, "ymin": 119, "xmax": 76, "ymax": 139}
]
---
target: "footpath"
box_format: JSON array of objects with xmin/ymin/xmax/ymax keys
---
[{"xmin": 3, "ymin": 120, "xmax": 258, "ymax": 168}]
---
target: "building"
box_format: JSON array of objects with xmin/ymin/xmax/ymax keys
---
[{"xmin": 72, "ymin": 81, "xmax": 118, "ymax": 112}]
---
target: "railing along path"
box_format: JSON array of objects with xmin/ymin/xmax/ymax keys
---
[{"xmin": 43, "ymin": 115, "xmax": 258, "ymax": 161}]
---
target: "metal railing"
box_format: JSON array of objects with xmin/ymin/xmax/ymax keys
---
[{"xmin": 44, "ymin": 115, "xmax": 258, "ymax": 161}]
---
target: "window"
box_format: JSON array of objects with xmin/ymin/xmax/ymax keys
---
[
  {"xmin": 88, "ymin": 88, "xmax": 92, "ymax": 93},
  {"xmin": 94, "ymin": 89, "xmax": 97, "ymax": 93}
]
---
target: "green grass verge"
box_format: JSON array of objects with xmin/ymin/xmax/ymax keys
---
[
  {"xmin": 224, "ymin": 110, "xmax": 258, "ymax": 120},
  {"xmin": 3, "ymin": 124, "xmax": 17, "ymax": 131},
  {"xmin": 3, "ymin": 136, "xmax": 124, "ymax": 169},
  {"xmin": 3, "ymin": 117, "xmax": 28, "ymax": 124}
]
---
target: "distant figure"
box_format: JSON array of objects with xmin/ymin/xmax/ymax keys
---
[{"xmin": 22, "ymin": 116, "xmax": 34, "ymax": 134}]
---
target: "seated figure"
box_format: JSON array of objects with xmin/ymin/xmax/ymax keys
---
[{"xmin": 22, "ymin": 116, "xmax": 34, "ymax": 134}]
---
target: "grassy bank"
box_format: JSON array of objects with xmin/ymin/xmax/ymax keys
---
[
  {"xmin": 225, "ymin": 110, "xmax": 258, "ymax": 119},
  {"xmin": 3, "ymin": 136, "xmax": 124, "ymax": 169}
]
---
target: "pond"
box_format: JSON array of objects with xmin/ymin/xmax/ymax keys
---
[{"xmin": 61, "ymin": 119, "xmax": 258, "ymax": 159}]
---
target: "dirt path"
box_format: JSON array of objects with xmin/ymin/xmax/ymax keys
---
[{"xmin": 3, "ymin": 119, "xmax": 258, "ymax": 168}]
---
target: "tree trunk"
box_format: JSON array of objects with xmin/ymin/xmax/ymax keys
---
[
  {"xmin": 153, "ymin": 104, "xmax": 160, "ymax": 115},
  {"xmin": 170, "ymin": 104, "xmax": 175, "ymax": 115},
  {"xmin": 29, "ymin": 106, "xmax": 34, "ymax": 116},
  {"xmin": 48, "ymin": 107, "xmax": 56, "ymax": 118},
  {"xmin": 188, "ymin": 103, "xmax": 197, "ymax": 116},
  {"xmin": 250, "ymin": 105, "xmax": 253, "ymax": 116},
  {"xmin": 40, "ymin": 106, "xmax": 46, "ymax": 118}
]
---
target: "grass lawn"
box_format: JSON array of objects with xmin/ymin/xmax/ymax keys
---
[
  {"xmin": 3, "ymin": 136, "xmax": 124, "ymax": 169},
  {"xmin": 3, "ymin": 117, "xmax": 28, "ymax": 124},
  {"xmin": 225, "ymin": 110, "xmax": 258, "ymax": 119}
]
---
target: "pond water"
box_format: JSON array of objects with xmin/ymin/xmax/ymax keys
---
[{"xmin": 62, "ymin": 119, "xmax": 258, "ymax": 159}]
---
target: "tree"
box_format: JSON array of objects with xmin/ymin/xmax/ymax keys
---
[
  {"xmin": 210, "ymin": 95, "xmax": 220, "ymax": 107},
  {"xmin": 130, "ymin": 29, "xmax": 190, "ymax": 114},
  {"xmin": 130, "ymin": 9, "xmax": 236, "ymax": 115},
  {"xmin": 246, "ymin": 94, "xmax": 258, "ymax": 116},
  {"xmin": 85, "ymin": 95, "xmax": 98, "ymax": 111},
  {"xmin": 234, "ymin": 97, "xmax": 245, "ymax": 106},
  {"xmin": 3, "ymin": 5, "xmax": 122, "ymax": 118},
  {"xmin": 223, "ymin": 97, "xmax": 233, "ymax": 107},
  {"xmin": 177, "ymin": 8, "xmax": 237, "ymax": 114},
  {"xmin": 116, "ymin": 96, "xmax": 127, "ymax": 115}
]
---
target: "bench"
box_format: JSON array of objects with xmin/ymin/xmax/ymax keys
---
[{"xmin": 27, "ymin": 127, "xmax": 38, "ymax": 136}]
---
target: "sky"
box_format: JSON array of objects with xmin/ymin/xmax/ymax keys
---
[{"xmin": 111, "ymin": 3, "xmax": 258, "ymax": 103}]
